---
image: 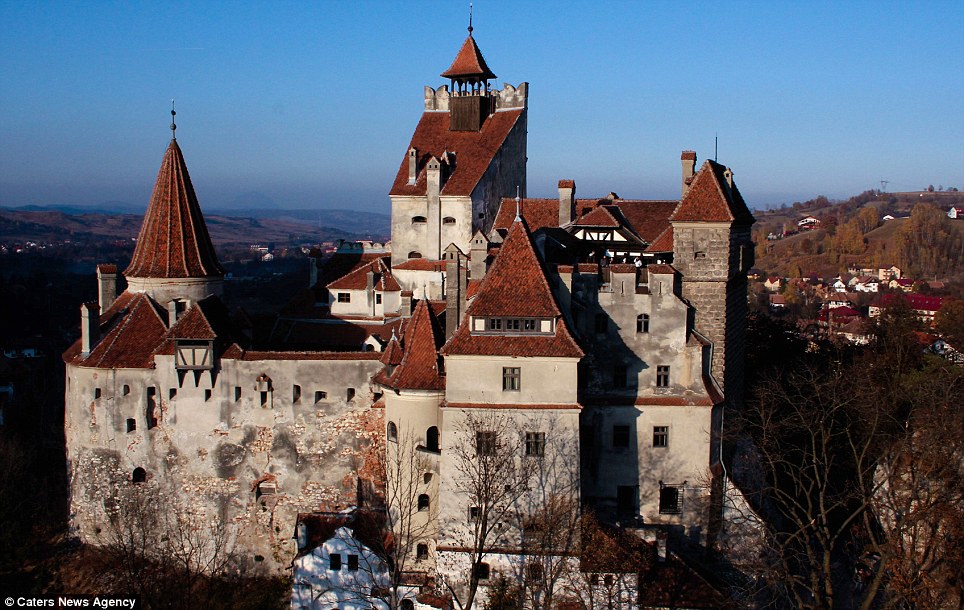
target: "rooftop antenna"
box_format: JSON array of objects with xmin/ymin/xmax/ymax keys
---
[
  {"xmin": 714, "ymin": 133, "xmax": 718, "ymax": 162},
  {"xmin": 170, "ymin": 99, "xmax": 177, "ymax": 140},
  {"xmin": 515, "ymin": 186, "xmax": 521, "ymax": 222},
  {"xmin": 468, "ymin": 3, "xmax": 473, "ymax": 34}
]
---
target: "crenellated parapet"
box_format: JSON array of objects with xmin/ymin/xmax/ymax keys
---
[{"xmin": 423, "ymin": 82, "xmax": 528, "ymax": 112}]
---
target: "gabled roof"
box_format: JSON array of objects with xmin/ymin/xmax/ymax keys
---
[
  {"xmin": 440, "ymin": 34, "xmax": 496, "ymax": 81},
  {"xmin": 573, "ymin": 205, "xmax": 621, "ymax": 228},
  {"xmin": 612, "ymin": 200, "xmax": 679, "ymax": 243},
  {"xmin": 327, "ymin": 257, "xmax": 400, "ymax": 292},
  {"xmin": 644, "ymin": 226, "xmax": 674, "ymax": 252},
  {"xmin": 380, "ymin": 333, "xmax": 403, "ymax": 367},
  {"xmin": 125, "ymin": 139, "xmax": 224, "ymax": 279},
  {"xmin": 442, "ymin": 220, "xmax": 584, "ymax": 359},
  {"xmin": 671, "ymin": 160, "xmax": 755, "ymax": 225},
  {"xmin": 65, "ymin": 292, "xmax": 168, "ymax": 369},
  {"xmin": 389, "ymin": 110, "xmax": 524, "ymax": 197},
  {"xmin": 375, "ymin": 300, "xmax": 445, "ymax": 391},
  {"xmin": 493, "ymin": 198, "xmax": 560, "ymax": 232}
]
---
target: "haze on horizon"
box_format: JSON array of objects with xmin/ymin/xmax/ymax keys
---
[{"xmin": 1, "ymin": 1, "xmax": 962, "ymax": 214}]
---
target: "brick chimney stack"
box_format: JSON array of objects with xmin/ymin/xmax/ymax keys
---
[
  {"xmin": 81, "ymin": 302, "xmax": 100, "ymax": 355},
  {"xmin": 407, "ymin": 147, "xmax": 418, "ymax": 185},
  {"xmin": 681, "ymin": 151, "xmax": 697, "ymax": 197},
  {"xmin": 558, "ymin": 179, "xmax": 576, "ymax": 226}
]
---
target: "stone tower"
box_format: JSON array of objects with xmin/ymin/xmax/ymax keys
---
[
  {"xmin": 389, "ymin": 24, "xmax": 528, "ymax": 267},
  {"xmin": 670, "ymin": 152, "xmax": 755, "ymax": 405}
]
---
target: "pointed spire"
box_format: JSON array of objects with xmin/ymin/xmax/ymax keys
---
[
  {"xmin": 125, "ymin": 139, "xmax": 224, "ymax": 281},
  {"xmin": 440, "ymin": 18, "xmax": 496, "ymax": 82},
  {"xmin": 515, "ymin": 186, "xmax": 521, "ymax": 222},
  {"xmin": 170, "ymin": 99, "xmax": 177, "ymax": 140},
  {"xmin": 468, "ymin": 3, "xmax": 474, "ymax": 35}
]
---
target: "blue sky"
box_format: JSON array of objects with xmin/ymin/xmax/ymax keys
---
[{"xmin": 1, "ymin": 1, "xmax": 962, "ymax": 213}]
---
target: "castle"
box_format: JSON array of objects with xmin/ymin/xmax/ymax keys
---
[{"xmin": 65, "ymin": 23, "xmax": 753, "ymax": 608}]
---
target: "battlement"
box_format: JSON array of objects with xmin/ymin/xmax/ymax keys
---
[{"xmin": 424, "ymin": 82, "xmax": 528, "ymax": 112}]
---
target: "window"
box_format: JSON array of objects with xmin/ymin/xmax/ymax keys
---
[
  {"xmin": 347, "ymin": 388, "xmax": 356, "ymax": 401},
  {"xmin": 375, "ymin": 293, "xmax": 382, "ymax": 304},
  {"xmin": 204, "ymin": 389, "xmax": 212, "ymax": 402},
  {"xmin": 145, "ymin": 387, "xmax": 158, "ymax": 429},
  {"xmin": 122, "ymin": 384, "xmax": 131, "ymax": 396},
  {"xmin": 527, "ymin": 563, "xmax": 544, "ymax": 581},
  {"xmin": 260, "ymin": 391, "xmax": 269, "ymax": 408},
  {"xmin": 474, "ymin": 562, "xmax": 490, "ymax": 580},
  {"xmin": 315, "ymin": 390, "xmax": 326, "ymax": 403},
  {"xmin": 169, "ymin": 388, "xmax": 177, "ymax": 401},
  {"xmin": 612, "ymin": 425, "xmax": 630, "ymax": 448},
  {"xmin": 416, "ymin": 544, "xmax": 429, "ymax": 560},
  {"xmin": 502, "ymin": 367, "xmax": 521, "ymax": 391},
  {"xmin": 613, "ymin": 365, "xmax": 627, "ymax": 388},
  {"xmin": 132, "ymin": 467, "xmax": 146, "ymax": 484},
  {"xmin": 337, "ymin": 292, "xmax": 350, "ymax": 303},
  {"xmin": 329, "ymin": 553, "xmax": 342, "ymax": 571},
  {"xmin": 94, "ymin": 388, "xmax": 102, "ymax": 400},
  {"xmin": 443, "ymin": 216, "xmax": 456, "ymax": 225},
  {"xmin": 412, "ymin": 216, "xmax": 427, "ymax": 224},
  {"xmin": 525, "ymin": 432, "xmax": 546, "ymax": 457},
  {"xmin": 347, "ymin": 554, "xmax": 359, "ymax": 571},
  {"xmin": 126, "ymin": 418, "xmax": 136, "ymax": 433},
  {"xmin": 407, "ymin": 251, "xmax": 422, "ymax": 259},
  {"xmin": 234, "ymin": 386, "xmax": 241, "ymax": 402},
  {"xmin": 617, "ymin": 485, "xmax": 635, "ymax": 519},
  {"xmin": 476, "ymin": 431, "xmax": 497, "ymax": 456},
  {"xmin": 488, "ymin": 318, "xmax": 503, "ymax": 331},
  {"xmin": 603, "ymin": 574, "xmax": 614, "ymax": 587},
  {"xmin": 418, "ymin": 494, "xmax": 430, "ymax": 511},
  {"xmin": 423, "ymin": 472, "xmax": 433, "ymax": 484},
  {"xmin": 292, "ymin": 384, "xmax": 301, "ymax": 403},
  {"xmin": 469, "ymin": 506, "xmax": 481, "ymax": 522},
  {"xmin": 594, "ymin": 314, "xmax": 608, "ymax": 334},
  {"xmin": 401, "ymin": 600, "xmax": 416, "ymax": 610},
  {"xmin": 659, "ymin": 482, "xmax": 683, "ymax": 514},
  {"xmin": 388, "ymin": 421, "xmax": 398, "ymax": 442},
  {"xmin": 425, "ymin": 426, "xmax": 439, "ymax": 452},
  {"xmin": 653, "ymin": 426, "xmax": 669, "ymax": 448},
  {"xmin": 656, "ymin": 365, "xmax": 670, "ymax": 388},
  {"xmin": 636, "ymin": 313, "xmax": 650, "ymax": 334}
]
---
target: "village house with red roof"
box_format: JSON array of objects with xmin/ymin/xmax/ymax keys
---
[{"xmin": 65, "ymin": 23, "xmax": 748, "ymax": 609}]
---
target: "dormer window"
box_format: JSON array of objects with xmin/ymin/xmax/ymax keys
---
[
  {"xmin": 175, "ymin": 340, "xmax": 213, "ymax": 371},
  {"xmin": 477, "ymin": 317, "xmax": 551, "ymax": 335}
]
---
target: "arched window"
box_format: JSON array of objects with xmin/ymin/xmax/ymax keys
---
[
  {"xmin": 418, "ymin": 494, "xmax": 430, "ymax": 511},
  {"xmin": 401, "ymin": 600, "xmax": 415, "ymax": 610},
  {"xmin": 132, "ymin": 467, "xmax": 146, "ymax": 484},
  {"xmin": 407, "ymin": 251, "xmax": 422, "ymax": 259},
  {"xmin": 412, "ymin": 216, "xmax": 427, "ymax": 225},
  {"xmin": 416, "ymin": 545, "xmax": 428, "ymax": 561},
  {"xmin": 637, "ymin": 313, "xmax": 650, "ymax": 334},
  {"xmin": 387, "ymin": 421, "xmax": 398, "ymax": 442},
  {"xmin": 425, "ymin": 426, "xmax": 439, "ymax": 452},
  {"xmin": 442, "ymin": 216, "xmax": 456, "ymax": 225}
]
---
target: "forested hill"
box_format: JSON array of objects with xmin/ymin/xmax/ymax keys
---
[{"xmin": 754, "ymin": 190, "xmax": 964, "ymax": 281}]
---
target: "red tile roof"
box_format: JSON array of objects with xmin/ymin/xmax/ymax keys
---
[
  {"xmin": 236, "ymin": 350, "xmax": 382, "ymax": 361},
  {"xmin": 442, "ymin": 220, "xmax": 584, "ymax": 359},
  {"xmin": 166, "ymin": 301, "xmax": 216, "ymax": 340},
  {"xmin": 558, "ymin": 179, "xmax": 575, "ymax": 188},
  {"xmin": 613, "ymin": 200, "xmax": 679, "ymax": 243},
  {"xmin": 327, "ymin": 257, "xmax": 400, "ymax": 292},
  {"xmin": 97, "ymin": 264, "xmax": 117, "ymax": 274},
  {"xmin": 392, "ymin": 258, "xmax": 446, "ymax": 272},
  {"xmin": 125, "ymin": 139, "xmax": 224, "ymax": 279},
  {"xmin": 380, "ymin": 334, "xmax": 403, "ymax": 366},
  {"xmin": 376, "ymin": 300, "xmax": 445, "ymax": 391},
  {"xmin": 574, "ymin": 205, "xmax": 621, "ymax": 228},
  {"xmin": 389, "ymin": 109, "xmax": 524, "ymax": 197},
  {"xmin": 65, "ymin": 292, "xmax": 168, "ymax": 369},
  {"xmin": 440, "ymin": 34, "xmax": 496, "ymax": 81},
  {"xmin": 644, "ymin": 226, "xmax": 674, "ymax": 252},
  {"xmin": 647, "ymin": 264, "xmax": 677, "ymax": 275},
  {"xmin": 671, "ymin": 160, "xmax": 755, "ymax": 225},
  {"xmin": 493, "ymin": 198, "xmax": 560, "ymax": 232}
]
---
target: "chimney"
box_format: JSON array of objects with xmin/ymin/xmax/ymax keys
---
[
  {"xmin": 366, "ymin": 270, "xmax": 375, "ymax": 310},
  {"xmin": 681, "ymin": 151, "xmax": 697, "ymax": 197},
  {"xmin": 167, "ymin": 299, "xmax": 188, "ymax": 326},
  {"xmin": 469, "ymin": 231, "xmax": 488, "ymax": 283},
  {"xmin": 407, "ymin": 147, "xmax": 418, "ymax": 185},
  {"xmin": 81, "ymin": 302, "xmax": 100, "ymax": 355},
  {"xmin": 558, "ymin": 180, "xmax": 575, "ymax": 226},
  {"xmin": 96, "ymin": 264, "xmax": 117, "ymax": 314},
  {"xmin": 444, "ymin": 246, "xmax": 467, "ymax": 339},
  {"xmin": 400, "ymin": 291, "xmax": 414, "ymax": 317}
]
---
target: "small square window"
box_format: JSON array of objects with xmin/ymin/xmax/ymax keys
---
[
  {"xmin": 656, "ymin": 365, "xmax": 670, "ymax": 388},
  {"xmin": 347, "ymin": 388, "xmax": 356, "ymax": 401},
  {"xmin": 488, "ymin": 318, "xmax": 503, "ymax": 331},
  {"xmin": 337, "ymin": 293, "xmax": 350, "ymax": 303},
  {"xmin": 234, "ymin": 386, "xmax": 241, "ymax": 402},
  {"xmin": 292, "ymin": 384, "xmax": 301, "ymax": 403},
  {"xmin": 169, "ymin": 388, "xmax": 177, "ymax": 401},
  {"xmin": 502, "ymin": 367, "xmax": 520, "ymax": 391},
  {"xmin": 653, "ymin": 426, "xmax": 669, "ymax": 448},
  {"xmin": 525, "ymin": 432, "xmax": 546, "ymax": 457},
  {"xmin": 347, "ymin": 554, "xmax": 359, "ymax": 571},
  {"xmin": 469, "ymin": 506, "xmax": 481, "ymax": 522},
  {"xmin": 476, "ymin": 431, "xmax": 497, "ymax": 456},
  {"xmin": 122, "ymin": 384, "xmax": 131, "ymax": 396},
  {"xmin": 94, "ymin": 388, "xmax": 102, "ymax": 400},
  {"xmin": 315, "ymin": 390, "xmax": 326, "ymax": 403},
  {"xmin": 126, "ymin": 418, "xmax": 136, "ymax": 433},
  {"xmin": 636, "ymin": 314, "xmax": 650, "ymax": 334},
  {"xmin": 204, "ymin": 389, "xmax": 212, "ymax": 402},
  {"xmin": 376, "ymin": 293, "xmax": 382, "ymax": 304},
  {"xmin": 330, "ymin": 553, "xmax": 342, "ymax": 570},
  {"xmin": 613, "ymin": 425, "xmax": 630, "ymax": 448},
  {"xmin": 474, "ymin": 562, "xmax": 490, "ymax": 580},
  {"xmin": 659, "ymin": 484, "xmax": 683, "ymax": 514},
  {"xmin": 417, "ymin": 544, "xmax": 429, "ymax": 560}
]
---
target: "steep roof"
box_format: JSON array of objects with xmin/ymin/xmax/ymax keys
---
[
  {"xmin": 125, "ymin": 139, "xmax": 224, "ymax": 279},
  {"xmin": 442, "ymin": 220, "xmax": 584, "ymax": 359},
  {"xmin": 493, "ymin": 198, "xmax": 560, "ymax": 232},
  {"xmin": 389, "ymin": 109, "xmax": 524, "ymax": 197},
  {"xmin": 440, "ymin": 34, "xmax": 496, "ymax": 81},
  {"xmin": 64, "ymin": 292, "xmax": 168, "ymax": 369},
  {"xmin": 671, "ymin": 160, "xmax": 755, "ymax": 225},
  {"xmin": 327, "ymin": 257, "xmax": 400, "ymax": 292},
  {"xmin": 574, "ymin": 205, "xmax": 621, "ymax": 228},
  {"xmin": 375, "ymin": 300, "xmax": 445, "ymax": 391}
]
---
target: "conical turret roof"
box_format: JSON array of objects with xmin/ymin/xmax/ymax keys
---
[
  {"xmin": 125, "ymin": 139, "xmax": 224, "ymax": 279},
  {"xmin": 440, "ymin": 33, "xmax": 496, "ymax": 82}
]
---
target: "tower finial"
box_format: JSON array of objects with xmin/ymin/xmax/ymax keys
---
[
  {"xmin": 170, "ymin": 98, "xmax": 177, "ymax": 140},
  {"xmin": 514, "ymin": 185, "xmax": 521, "ymax": 222},
  {"xmin": 468, "ymin": 3, "xmax": 473, "ymax": 34}
]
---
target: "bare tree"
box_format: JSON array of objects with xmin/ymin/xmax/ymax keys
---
[{"xmin": 442, "ymin": 411, "xmax": 536, "ymax": 610}]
